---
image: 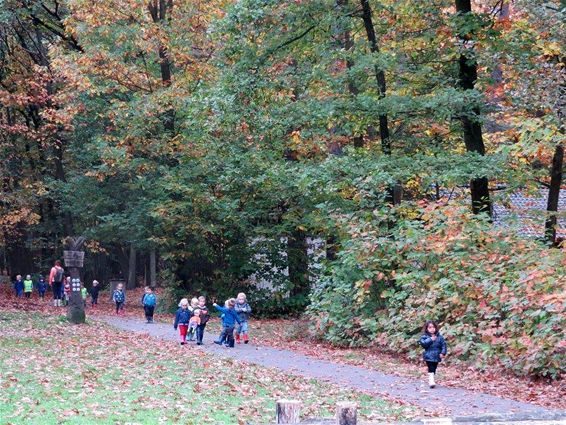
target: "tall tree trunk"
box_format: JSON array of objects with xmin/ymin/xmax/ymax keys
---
[
  {"xmin": 455, "ymin": 0, "xmax": 491, "ymax": 216},
  {"xmin": 150, "ymin": 248, "xmax": 157, "ymax": 287},
  {"xmin": 359, "ymin": 0, "xmax": 390, "ymax": 155},
  {"xmin": 288, "ymin": 230, "xmax": 309, "ymax": 298},
  {"xmin": 127, "ymin": 244, "xmax": 137, "ymax": 290},
  {"xmin": 545, "ymin": 144, "xmax": 564, "ymax": 245},
  {"xmin": 148, "ymin": 0, "xmax": 174, "ymax": 132}
]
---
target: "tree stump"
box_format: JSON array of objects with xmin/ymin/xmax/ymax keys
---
[
  {"xmin": 276, "ymin": 399, "xmax": 302, "ymax": 424},
  {"xmin": 336, "ymin": 402, "xmax": 357, "ymax": 425}
]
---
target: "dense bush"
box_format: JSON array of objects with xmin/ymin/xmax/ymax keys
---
[{"xmin": 309, "ymin": 202, "xmax": 566, "ymax": 379}]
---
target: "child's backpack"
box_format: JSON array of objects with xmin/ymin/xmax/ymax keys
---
[
  {"xmin": 54, "ymin": 267, "xmax": 64, "ymax": 282},
  {"xmin": 144, "ymin": 293, "xmax": 156, "ymax": 307}
]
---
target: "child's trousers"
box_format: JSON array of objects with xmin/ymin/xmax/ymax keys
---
[
  {"xmin": 196, "ymin": 323, "xmax": 206, "ymax": 344},
  {"xmin": 426, "ymin": 361, "xmax": 438, "ymax": 373},
  {"xmin": 178, "ymin": 324, "xmax": 189, "ymax": 343},
  {"xmin": 223, "ymin": 325, "xmax": 235, "ymax": 347},
  {"xmin": 144, "ymin": 305, "xmax": 155, "ymax": 321}
]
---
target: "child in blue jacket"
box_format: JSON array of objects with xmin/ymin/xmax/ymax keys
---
[
  {"xmin": 419, "ymin": 320, "xmax": 447, "ymax": 388},
  {"xmin": 141, "ymin": 286, "xmax": 157, "ymax": 323},
  {"xmin": 213, "ymin": 298, "xmax": 241, "ymax": 348},
  {"xmin": 13, "ymin": 275, "xmax": 24, "ymax": 298},
  {"xmin": 173, "ymin": 298, "xmax": 191, "ymax": 345},
  {"xmin": 37, "ymin": 276, "xmax": 48, "ymax": 300}
]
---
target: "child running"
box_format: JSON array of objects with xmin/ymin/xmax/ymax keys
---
[
  {"xmin": 234, "ymin": 292, "xmax": 252, "ymax": 344},
  {"xmin": 23, "ymin": 275, "xmax": 33, "ymax": 299},
  {"xmin": 196, "ymin": 296, "xmax": 210, "ymax": 345},
  {"xmin": 173, "ymin": 298, "xmax": 191, "ymax": 345},
  {"xmin": 213, "ymin": 298, "xmax": 241, "ymax": 348},
  {"xmin": 13, "ymin": 275, "xmax": 24, "ymax": 298},
  {"xmin": 141, "ymin": 286, "xmax": 157, "ymax": 323},
  {"xmin": 419, "ymin": 320, "xmax": 447, "ymax": 388},
  {"xmin": 37, "ymin": 276, "xmax": 47, "ymax": 300},
  {"xmin": 112, "ymin": 283, "xmax": 126, "ymax": 315}
]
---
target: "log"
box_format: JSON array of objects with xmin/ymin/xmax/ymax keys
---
[
  {"xmin": 336, "ymin": 402, "xmax": 357, "ymax": 425},
  {"xmin": 276, "ymin": 399, "xmax": 302, "ymax": 424}
]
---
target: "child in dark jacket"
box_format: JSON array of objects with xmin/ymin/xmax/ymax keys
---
[
  {"xmin": 234, "ymin": 292, "xmax": 252, "ymax": 344},
  {"xmin": 112, "ymin": 283, "xmax": 126, "ymax": 315},
  {"xmin": 14, "ymin": 275, "xmax": 24, "ymax": 298},
  {"xmin": 37, "ymin": 276, "xmax": 47, "ymax": 300},
  {"xmin": 213, "ymin": 298, "xmax": 241, "ymax": 348},
  {"xmin": 419, "ymin": 320, "xmax": 447, "ymax": 388},
  {"xmin": 173, "ymin": 298, "xmax": 191, "ymax": 345},
  {"xmin": 89, "ymin": 280, "xmax": 100, "ymax": 307},
  {"xmin": 196, "ymin": 296, "xmax": 210, "ymax": 346}
]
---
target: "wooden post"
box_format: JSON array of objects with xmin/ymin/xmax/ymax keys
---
[
  {"xmin": 276, "ymin": 399, "xmax": 302, "ymax": 424},
  {"xmin": 336, "ymin": 402, "xmax": 357, "ymax": 425},
  {"xmin": 63, "ymin": 237, "xmax": 86, "ymax": 324}
]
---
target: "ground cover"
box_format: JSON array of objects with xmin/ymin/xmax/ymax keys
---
[{"xmin": 0, "ymin": 302, "xmax": 416, "ymax": 424}]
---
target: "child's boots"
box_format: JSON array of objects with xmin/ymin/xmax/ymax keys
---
[
  {"xmin": 428, "ymin": 373, "xmax": 436, "ymax": 388},
  {"xmin": 243, "ymin": 334, "xmax": 249, "ymax": 344},
  {"xmin": 235, "ymin": 334, "xmax": 241, "ymax": 344}
]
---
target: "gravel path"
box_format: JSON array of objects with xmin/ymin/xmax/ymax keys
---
[{"xmin": 100, "ymin": 316, "xmax": 564, "ymax": 418}]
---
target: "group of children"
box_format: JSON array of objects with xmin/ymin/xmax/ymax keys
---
[
  {"xmin": 173, "ymin": 295, "xmax": 211, "ymax": 345},
  {"xmin": 12, "ymin": 272, "xmax": 101, "ymax": 308},
  {"xmin": 173, "ymin": 292, "xmax": 252, "ymax": 347},
  {"xmin": 13, "ymin": 275, "xmax": 42, "ymax": 299},
  {"xmin": 15, "ymin": 270, "xmax": 445, "ymax": 388}
]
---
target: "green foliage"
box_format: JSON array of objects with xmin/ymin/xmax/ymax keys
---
[{"xmin": 309, "ymin": 202, "xmax": 566, "ymax": 379}]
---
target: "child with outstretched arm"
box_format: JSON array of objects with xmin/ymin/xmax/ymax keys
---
[{"xmin": 213, "ymin": 298, "xmax": 241, "ymax": 348}]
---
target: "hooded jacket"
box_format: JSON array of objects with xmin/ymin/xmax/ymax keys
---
[
  {"xmin": 174, "ymin": 308, "xmax": 191, "ymax": 329},
  {"xmin": 419, "ymin": 333, "xmax": 447, "ymax": 363},
  {"xmin": 234, "ymin": 301, "xmax": 252, "ymax": 322}
]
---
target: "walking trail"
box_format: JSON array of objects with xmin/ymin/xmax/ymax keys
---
[{"xmin": 100, "ymin": 316, "xmax": 564, "ymax": 419}]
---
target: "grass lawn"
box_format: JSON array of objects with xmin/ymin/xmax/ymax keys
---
[{"xmin": 0, "ymin": 310, "xmax": 416, "ymax": 424}]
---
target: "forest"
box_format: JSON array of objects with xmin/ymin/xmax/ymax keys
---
[{"xmin": 0, "ymin": 0, "xmax": 564, "ymax": 379}]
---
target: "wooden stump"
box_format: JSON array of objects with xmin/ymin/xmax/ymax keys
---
[
  {"xmin": 336, "ymin": 402, "xmax": 357, "ymax": 425},
  {"xmin": 276, "ymin": 399, "xmax": 302, "ymax": 424}
]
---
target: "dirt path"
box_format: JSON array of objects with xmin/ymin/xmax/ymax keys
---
[{"xmin": 100, "ymin": 316, "xmax": 565, "ymax": 419}]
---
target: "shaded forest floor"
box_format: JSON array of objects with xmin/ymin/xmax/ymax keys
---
[
  {"xmin": 0, "ymin": 305, "xmax": 415, "ymax": 424},
  {"xmin": 2, "ymin": 286, "xmax": 564, "ymax": 416}
]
